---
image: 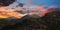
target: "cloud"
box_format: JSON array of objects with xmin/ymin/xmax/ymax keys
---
[{"xmin": 17, "ymin": 0, "xmax": 30, "ymax": 4}]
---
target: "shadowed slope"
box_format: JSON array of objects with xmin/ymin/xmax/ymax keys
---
[{"xmin": 1, "ymin": 11, "xmax": 60, "ymax": 30}]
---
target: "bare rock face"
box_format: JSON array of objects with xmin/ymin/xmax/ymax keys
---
[{"xmin": 0, "ymin": 0, "xmax": 16, "ymax": 6}]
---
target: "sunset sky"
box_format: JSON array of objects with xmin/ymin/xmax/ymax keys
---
[{"xmin": 12, "ymin": 0, "xmax": 60, "ymax": 8}]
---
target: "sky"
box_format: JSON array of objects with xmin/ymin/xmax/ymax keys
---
[{"xmin": 12, "ymin": 0, "xmax": 60, "ymax": 8}]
